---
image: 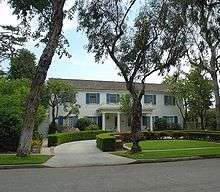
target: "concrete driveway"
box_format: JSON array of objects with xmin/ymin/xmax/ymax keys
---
[{"xmin": 44, "ymin": 140, "xmax": 134, "ymax": 167}]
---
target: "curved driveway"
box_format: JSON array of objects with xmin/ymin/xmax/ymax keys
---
[{"xmin": 44, "ymin": 140, "xmax": 134, "ymax": 167}]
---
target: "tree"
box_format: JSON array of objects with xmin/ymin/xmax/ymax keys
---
[
  {"xmin": 164, "ymin": 75, "xmax": 190, "ymax": 129},
  {"xmin": 0, "ymin": 25, "xmax": 26, "ymax": 62},
  {"xmin": 77, "ymin": 0, "xmax": 185, "ymax": 152},
  {"xmin": 187, "ymin": 69, "xmax": 213, "ymax": 130},
  {"xmin": 6, "ymin": 0, "xmax": 70, "ymax": 156},
  {"xmin": 164, "ymin": 68, "xmax": 213, "ymax": 130},
  {"xmin": 0, "ymin": 78, "xmax": 46, "ymax": 151},
  {"xmin": 46, "ymin": 79, "xmax": 79, "ymax": 134},
  {"xmin": 120, "ymin": 94, "xmax": 133, "ymax": 118},
  {"xmin": 170, "ymin": 0, "xmax": 220, "ymax": 129},
  {"xmin": 8, "ymin": 49, "xmax": 37, "ymax": 80}
]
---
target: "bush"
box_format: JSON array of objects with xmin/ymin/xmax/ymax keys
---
[
  {"xmin": 154, "ymin": 118, "xmax": 181, "ymax": 131},
  {"xmin": 154, "ymin": 118, "xmax": 168, "ymax": 131},
  {"xmin": 77, "ymin": 118, "xmax": 93, "ymax": 131},
  {"xmin": 96, "ymin": 133, "xmax": 116, "ymax": 152},
  {"xmin": 48, "ymin": 130, "xmax": 109, "ymax": 146},
  {"xmin": 85, "ymin": 124, "xmax": 100, "ymax": 131},
  {"xmin": 0, "ymin": 115, "xmax": 21, "ymax": 152}
]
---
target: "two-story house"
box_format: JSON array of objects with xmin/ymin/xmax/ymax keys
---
[{"xmin": 50, "ymin": 79, "xmax": 182, "ymax": 132}]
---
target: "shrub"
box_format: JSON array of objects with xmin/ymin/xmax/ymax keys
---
[
  {"xmin": 85, "ymin": 124, "xmax": 100, "ymax": 131},
  {"xmin": 96, "ymin": 133, "xmax": 116, "ymax": 152},
  {"xmin": 48, "ymin": 130, "xmax": 109, "ymax": 146},
  {"xmin": 0, "ymin": 115, "xmax": 21, "ymax": 152},
  {"xmin": 154, "ymin": 118, "xmax": 168, "ymax": 131},
  {"xmin": 77, "ymin": 118, "xmax": 93, "ymax": 131}
]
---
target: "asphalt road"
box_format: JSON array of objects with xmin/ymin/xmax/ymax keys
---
[{"xmin": 1, "ymin": 159, "xmax": 220, "ymax": 192}]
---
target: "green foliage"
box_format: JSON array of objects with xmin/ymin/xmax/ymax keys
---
[
  {"xmin": 154, "ymin": 118, "xmax": 168, "ymax": 131},
  {"xmin": 85, "ymin": 124, "xmax": 100, "ymax": 131},
  {"xmin": 48, "ymin": 130, "xmax": 109, "ymax": 146},
  {"xmin": 77, "ymin": 118, "xmax": 93, "ymax": 131},
  {"xmin": 8, "ymin": 49, "xmax": 37, "ymax": 80},
  {"xmin": 0, "ymin": 25, "xmax": 26, "ymax": 62},
  {"xmin": 119, "ymin": 94, "xmax": 133, "ymax": 117},
  {"xmin": 0, "ymin": 78, "xmax": 47, "ymax": 151},
  {"xmin": 0, "ymin": 115, "xmax": 21, "ymax": 152},
  {"xmin": 206, "ymin": 110, "xmax": 217, "ymax": 130},
  {"xmin": 46, "ymin": 79, "xmax": 79, "ymax": 133},
  {"xmin": 96, "ymin": 133, "xmax": 116, "ymax": 152}
]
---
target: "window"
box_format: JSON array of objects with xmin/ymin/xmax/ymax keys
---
[
  {"xmin": 106, "ymin": 93, "xmax": 120, "ymax": 104},
  {"xmin": 163, "ymin": 116, "xmax": 178, "ymax": 124},
  {"xmin": 164, "ymin": 95, "xmax": 176, "ymax": 105},
  {"xmin": 152, "ymin": 116, "xmax": 159, "ymax": 123},
  {"xmin": 86, "ymin": 116, "xmax": 98, "ymax": 124},
  {"xmin": 142, "ymin": 116, "xmax": 150, "ymax": 127},
  {"xmin": 86, "ymin": 93, "xmax": 100, "ymax": 104},
  {"xmin": 144, "ymin": 95, "xmax": 156, "ymax": 105}
]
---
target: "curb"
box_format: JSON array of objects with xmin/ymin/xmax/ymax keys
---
[
  {"xmin": 0, "ymin": 164, "xmax": 49, "ymax": 170},
  {"xmin": 129, "ymin": 156, "xmax": 220, "ymax": 164}
]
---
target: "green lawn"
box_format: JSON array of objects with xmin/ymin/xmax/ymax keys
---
[
  {"xmin": 0, "ymin": 155, "xmax": 52, "ymax": 165},
  {"xmin": 125, "ymin": 140, "xmax": 220, "ymax": 150},
  {"xmin": 114, "ymin": 140, "xmax": 220, "ymax": 160}
]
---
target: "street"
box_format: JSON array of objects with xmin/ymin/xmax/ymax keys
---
[{"xmin": 1, "ymin": 158, "xmax": 220, "ymax": 192}]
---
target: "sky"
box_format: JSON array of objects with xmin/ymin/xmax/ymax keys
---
[{"xmin": 0, "ymin": 0, "xmax": 168, "ymax": 83}]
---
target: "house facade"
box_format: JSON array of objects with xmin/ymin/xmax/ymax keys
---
[{"xmin": 50, "ymin": 79, "xmax": 183, "ymax": 132}]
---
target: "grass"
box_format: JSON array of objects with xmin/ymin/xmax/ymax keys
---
[
  {"xmin": 125, "ymin": 140, "xmax": 220, "ymax": 150},
  {"xmin": 0, "ymin": 155, "xmax": 52, "ymax": 165},
  {"xmin": 113, "ymin": 140, "xmax": 220, "ymax": 160}
]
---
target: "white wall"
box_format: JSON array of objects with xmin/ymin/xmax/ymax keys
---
[{"xmin": 50, "ymin": 90, "xmax": 183, "ymax": 130}]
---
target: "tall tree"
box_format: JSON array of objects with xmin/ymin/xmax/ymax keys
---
[
  {"xmin": 187, "ymin": 69, "xmax": 213, "ymax": 130},
  {"xmin": 170, "ymin": 0, "xmax": 220, "ymax": 129},
  {"xmin": 46, "ymin": 79, "xmax": 79, "ymax": 134},
  {"xmin": 6, "ymin": 0, "xmax": 69, "ymax": 156},
  {"xmin": 8, "ymin": 49, "xmax": 37, "ymax": 80},
  {"xmin": 77, "ymin": 0, "xmax": 185, "ymax": 152},
  {"xmin": 164, "ymin": 75, "xmax": 190, "ymax": 129}
]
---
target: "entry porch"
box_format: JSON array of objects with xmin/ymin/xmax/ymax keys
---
[{"xmin": 97, "ymin": 106, "xmax": 153, "ymax": 132}]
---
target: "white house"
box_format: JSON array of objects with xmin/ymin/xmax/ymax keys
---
[{"xmin": 50, "ymin": 79, "xmax": 183, "ymax": 132}]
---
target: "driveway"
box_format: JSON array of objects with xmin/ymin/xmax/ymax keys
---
[{"xmin": 44, "ymin": 140, "xmax": 135, "ymax": 167}]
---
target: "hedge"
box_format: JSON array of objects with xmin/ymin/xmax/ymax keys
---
[
  {"xmin": 48, "ymin": 130, "xmax": 109, "ymax": 146},
  {"xmin": 96, "ymin": 130, "xmax": 220, "ymax": 152},
  {"xmin": 96, "ymin": 133, "xmax": 116, "ymax": 152}
]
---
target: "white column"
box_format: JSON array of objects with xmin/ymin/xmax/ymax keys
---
[
  {"xmin": 150, "ymin": 114, "xmax": 153, "ymax": 132},
  {"xmin": 102, "ymin": 113, "xmax": 106, "ymax": 130},
  {"xmin": 117, "ymin": 112, "xmax": 121, "ymax": 132}
]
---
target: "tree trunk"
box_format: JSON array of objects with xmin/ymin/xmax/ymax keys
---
[
  {"xmin": 48, "ymin": 106, "xmax": 57, "ymax": 134},
  {"xmin": 17, "ymin": 0, "xmax": 66, "ymax": 157},
  {"xmin": 130, "ymin": 98, "xmax": 142, "ymax": 153},
  {"xmin": 211, "ymin": 72, "xmax": 220, "ymax": 130},
  {"xmin": 200, "ymin": 112, "xmax": 205, "ymax": 130}
]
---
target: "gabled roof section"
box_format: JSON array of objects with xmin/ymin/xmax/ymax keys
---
[{"xmin": 49, "ymin": 78, "xmax": 168, "ymax": 93}]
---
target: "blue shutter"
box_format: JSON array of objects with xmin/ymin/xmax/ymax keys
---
[
  {"xmin": 106, "ymin": 93, "xmax": 110, "ymax": 104},
  {"xmin": 98, "ymin": 116, "xmax": 102, "ymax": 128},
  {"xmin": 144, "ymin": 95, "xmax": 147, "ymax": 103},
  {"xmin": 174, "ymin": 116, "xmax": 178, "ymax": 124},
  {"xmin": 96, "ymin": 93, "xmax": 100, "ymax": 104},
  {"xmin": 86, "ymin": 93, "xmax": 90, "ymax": 104},
  {"xmin": 116, "ymin": 94, "xmax": 120, "ymax": 103},
  {"xmin": 153, "ymin": 95, "xmax": 156, "ymax": 105},
  {"xmin": 164, "ymin": 96, "xmax": 168, "ymax": 105}
]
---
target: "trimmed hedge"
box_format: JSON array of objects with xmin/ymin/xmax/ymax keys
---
[
  {"xmin": 96, "ymin": 130, "xmax": 220, "ymax": 152},
  {"xmin": 48, "ymin": 130, "xmax": 109, "ymax": 146},
  {"xmin": 96, "ymin": 133, "xmax": 116, "ymax": 152}
]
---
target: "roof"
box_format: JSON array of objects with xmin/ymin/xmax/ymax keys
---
[{"xmin": 49, "ymin": 78, "xmax": 168, "ymax": 93}]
